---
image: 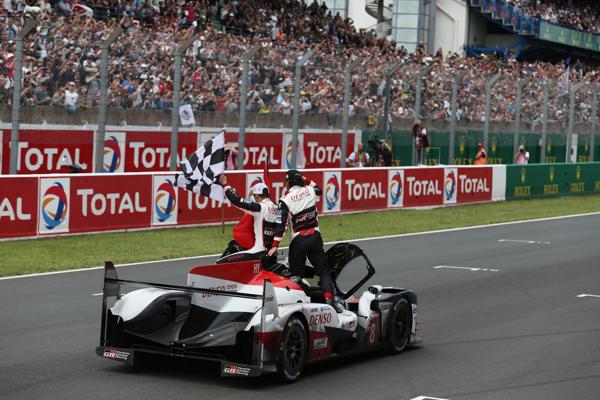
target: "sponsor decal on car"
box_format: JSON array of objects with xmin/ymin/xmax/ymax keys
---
[
  {"xmin": 103, "ymin": 348, "xmax": 131, "ymax": 361},
  {"xmin": 222, "ymin": 364, "xmax": 252, "ymax": 376},
  {"xmin": 313, "ymin": 337, "xmax": 328, "ymax": 350},
  {"xmin": 309, "ymin": 312, "xmax": 333, "ymax": 326}
]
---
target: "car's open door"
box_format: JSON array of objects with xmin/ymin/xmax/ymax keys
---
[{"xmin": 326, "ymin": 243, "xmax": 375, "ymax": 299}]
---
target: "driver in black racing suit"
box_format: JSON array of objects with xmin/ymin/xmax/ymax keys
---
[{"xmin": 268, "ymin": 170, "xmax": 345, "ymax": 313}]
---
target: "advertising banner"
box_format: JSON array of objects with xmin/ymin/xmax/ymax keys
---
[
  {"xmin": 123, "ymin": 130, "xmax": 198, "ymax": 172},
  {"xmin": 505, "ymin": 163, "xmax": 600, "ymax": 199},
  {"xmin": 456, "ymin": 167, "xmax": 493, "ymax": 204},
  {"xmin": 0, "ymin": 176, "xmax": 38, "ymax": 238},
  {"xmin": 102, "ymin": 131, "xmax": 126, "ymax": 173},
  {"xmin": 69, "ymin": 175, "xmax": 152, "ymax": 233},
  {"xmin": 176, "ymin": 172, "xmax": 244, "ymax": 226},
  {"xmin": 3, "ymin": 129, "xmax": 94, "ymax": 175},
  {"xmin": 341, "ymin": 169, "xmax": 387, "ymax": 211},
  {"xmin": 200, "ymin": 130, "xmax": 284, "ymax": 171},
  {"xmin": 387, "ymin": 169, "xmax": 404, "ymax": 208},
  {"xmin": 38, "ymin": 177, "xmax": 71, "ymax": 234},
  {"xmin": 302, "ymin": 131, "xmax": 356, "ymax": 169},
  {"xmin": 152, "ymin": 175, "xmax": 178, "ymax": 226},
  {"xmin": 539, "ymin": 22, "xmax": 600, "ymax": 52},
  {"xmin": 443, "ymin": 167, "xmax": 458, "ymax": 205},
  {"xmin": 322, "ymin": 171, "xmax": 342, "ymax": 213},
  {"xmin": 403, "ymin": 167, "xmax": 444, "ymax": 207}
]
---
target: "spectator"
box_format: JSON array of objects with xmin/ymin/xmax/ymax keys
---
[
  {"xmin": 474, "ymin": 143, "xmax": 487, "ymax": 165},
  {"xmin": 412, "ymin": 120, "xmax": 428, "ymax": 165},
  {"xmin": 62, "ymin": 81, "xmax": 79, "ymax": 112},
  {"xmin": 346, "ymin": 142, "xmax": 369, "ymax": 167},
  {"xmin": 515, "ymin": 144, "xmax": 530, "ymax": 165}
]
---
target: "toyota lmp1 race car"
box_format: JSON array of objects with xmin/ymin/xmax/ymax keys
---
[{"xmin": 96, "ymin": 243, "xmax": 421, "ymax": 382}]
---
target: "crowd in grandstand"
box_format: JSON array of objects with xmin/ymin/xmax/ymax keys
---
[
  {"xmin": 0, "ymin": 0, "xmax": 598, "ymax": 124},
  {"xmin": 510, "ymin": 0, "xmax": 600, "ymax": 34}
]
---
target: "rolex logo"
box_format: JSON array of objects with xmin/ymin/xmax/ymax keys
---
[
  {"xmin": 459, "ymin": 135, "xmax": 465, "ymax": 154},
  {"xmin": 520, "ymin": 168, "xmax": 527, "ymax": 184},
  {"xmin": 576, "ymin": 166, "xmax": 581, "ymax": 181},
  {"xmin": 491, "ymin": 136, "xmax": 497, "ymax": 154},
  {"xmin": 549, "ymin": 166, "xmax": 555, "ymax": 182}
]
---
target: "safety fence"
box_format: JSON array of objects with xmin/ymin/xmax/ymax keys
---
[
  {"xmin": 364, "ymin": 130, "xmax": 600, "ymax": 166},
  {"xmin": 2, "ymin": 163, "xmax": 598, "ymax": 240},
  {"xmin": 0, "ymin": 125, "xmax": 359, "ymax": 174},
  {"xmin": 1, "ymin": 165, "xmax": 504, "ymax": 240}
]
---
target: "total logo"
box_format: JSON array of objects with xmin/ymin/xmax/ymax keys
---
[
  {"xmin": 388, "ymin": 170, "xmax": 403, "ymax": 207},
  {"xmin": 323, "ymin": 172, "xmax": 341, "ymax": 212},
  {"xmin": 103, "ymin": 132, "xmax": 125, "ymax": 173},
  {"xmin": 39, "ymin": 178, "xmax": 70, "ymax": 234},
  {"xmin": 444, "ymin": 168, "xmax": 457, "ymax": 204},
  {"xmin": 153, "ymin": 176, "xmax": 177, "ymax": 225}
]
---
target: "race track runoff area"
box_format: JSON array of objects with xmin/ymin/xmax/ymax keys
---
[{"xmin": 1, "ymin": 214, "xmax": 599, "ymax": 400}]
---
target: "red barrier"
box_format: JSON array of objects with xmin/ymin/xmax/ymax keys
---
[
  {"xmin": 123, "ymin": 131, "xmax": 198, "ymax": 172},
  {"xmin": 69, "ymin": 174, "xmax": 152, "ymax": 233},
  {"xmin": 1, "ymin": 129, "xmax": 94, "ymax": 174},
  {"xmin": 0, "ymin": 166, "xmax": 501, "ymax": 240},
  {"xmin": 0, "ymin": 176, "xmax": 38, "ymax": 238}
]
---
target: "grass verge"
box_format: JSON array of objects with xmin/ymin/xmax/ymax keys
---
[{"xmin": 1, "ymin": 195, "xmax": 600, "ymax": 277}]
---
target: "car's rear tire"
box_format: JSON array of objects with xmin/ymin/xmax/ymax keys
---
[
  {"xmin": 385, "ymin": 297, "xmax": 412, "ymax": 354},
  {"xmin": 276, "ymin": 316, "xmax": 308, "ymax": 383}
]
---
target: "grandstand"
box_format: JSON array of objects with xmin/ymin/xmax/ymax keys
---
[{"xmin": 1, "ymin": 0, "xmax": 598, "ymax": 168}]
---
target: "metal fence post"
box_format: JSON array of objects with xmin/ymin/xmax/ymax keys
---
[
  {"xmin": 591, "ymin": 87, "xmax": 597, "ymax": 162},
  {"xmin": 9, "ymin": 20, "xmax": 36, "ymax": 174},
  {"xmin": 484, "ymin": 73, "xmax": 502, "ymax": 151},
  {"xmin": 291, "ymin": 50, "xmax": 312, "ymax": 169},
  {"xmin": 94, "ymin": 27, "xmax": 123, "ymax": 173},
  {"xmin": 513, "ymin": 78, "xmax": 529, "ymax": 159},
  {"xmin": 449, "ymin": 72, "xmax": 464, "ymax": 165},
  {"xmin": 169, "ymin": 34, "xmax": 196, "ymax": 171},
  {"xmin": 341, "ymin": 58, "xmax": 362, "ymax": 168},
  {"xmin": 541, "ymin": 80, "xmax": 553, "ymax": 163},
  {"xmin": 238, "ymin": 45, "xmax": 261, "ymax": 171},
  {"xmin": 567, "ymin": 82, "xmax": 585, "ymax": 163},
  {"xmin": 383, "ymin": 60, "xmax": 404, "ymax": 142},
  {"xmin": 413, "ymin": 66, "xmax": 432, "ymax": 166}
]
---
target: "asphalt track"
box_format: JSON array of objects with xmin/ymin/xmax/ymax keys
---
[{"xmin": 1, "ymin": 215, "xmax": 600, "ymax": 400}]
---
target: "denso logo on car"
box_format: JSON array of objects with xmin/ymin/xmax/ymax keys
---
[{"xmin": 309, "ymin": 312, "xmax": 332, "ymax": 326}]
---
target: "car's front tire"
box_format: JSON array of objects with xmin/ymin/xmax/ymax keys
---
[
  {"xmin": 385, "ymin": 297, "xmax": 412, "ymax": 354},
  {"xmin": 276, "ymin": 316, "xmax": 308, "ymax": 383}
]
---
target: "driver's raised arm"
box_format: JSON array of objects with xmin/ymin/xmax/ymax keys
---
[{"xmin": 270, "ymin": 200, "xmax": 290, "ymax": 252}]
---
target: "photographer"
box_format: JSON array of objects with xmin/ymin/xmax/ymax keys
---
[{"xmin": 515, "ymin": 145, "xmax": 530, "ymax": 165}]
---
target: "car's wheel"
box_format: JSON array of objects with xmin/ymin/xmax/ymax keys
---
[
  {"xmin": 276, "ymin": 316, "xmax": 308, "ymax": 383},
  {"xmin": 385, "ymin": 297, "xmax": 412, "ymax": 354}
]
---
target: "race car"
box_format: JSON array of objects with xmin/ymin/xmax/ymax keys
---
[{"xmin": 96, "ymin": 243, "xmax": 421, "ymax": 382}]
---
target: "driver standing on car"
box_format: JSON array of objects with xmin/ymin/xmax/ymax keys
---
[
  {"xmin": 219, "ymin": 174, "xmax": 279, "ymax": 263},
  {"xmin": 268, "ymin": 170, "xmax": 345, "ymax": 313}
]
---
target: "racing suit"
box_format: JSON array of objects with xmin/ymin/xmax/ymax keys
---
[
  {"xmin": 271, "ymin": 180, "xmax": 335, "ymax": 298},
  {"xmin": 223, "ymin": 186, "xmax": 279, "ymax": 255}
]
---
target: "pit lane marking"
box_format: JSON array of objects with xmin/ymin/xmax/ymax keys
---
[
  {"xmin": 91, "ymin": 292, "xmax": 103, "ymax": 296},
  {"xmin": 577, "ymin": 294, "xmax": 600, "ymax": 298},
  {"xmin": 434, "ymin": 265, "xmax": 499, "ymax": 272},
  {"xmin": 410, "ymin": 396, "xmax": 451, "ymax": 400},
  {"xmin": 498, "ymin": 239, "xmax": 551, "ymax": 245}
]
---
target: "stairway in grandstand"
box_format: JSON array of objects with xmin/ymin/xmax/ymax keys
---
[
  {"xmin": 469, "ymin": 0, "xmax": 538, "ymax": 36},
  {"xmin": 365, "ymin": 0, "xmax": 393, "ymax": 38}
]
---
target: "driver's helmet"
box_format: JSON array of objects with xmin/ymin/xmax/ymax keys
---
[{"xmin": 285, "ymin": 169, "xmax": 304, "ymax": 188}]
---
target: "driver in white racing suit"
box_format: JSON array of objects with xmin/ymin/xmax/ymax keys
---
[
  {"xmin": 218, "ymin": 174, "xmax": 279, "ymax": 263},
  {"xmin": 268, "ymin": 170, "xmax": 344, "ymax": 312}
]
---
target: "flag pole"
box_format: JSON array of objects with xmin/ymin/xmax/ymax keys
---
[{"xmin": 221, "ymin": 200, "xmax": 225, "ymax": 235}]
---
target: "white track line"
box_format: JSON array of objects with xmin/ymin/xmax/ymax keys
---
[
  {"xmin": 577, "ymin": 294, "xmax": 600, "ymax": 298},
  {"xmin": 1, "ymin": 211, "xmax": 599, "ymax": 281},
  {"xmin": 498, "ymin": 239, "xmax": 551, "ymax": 245}
]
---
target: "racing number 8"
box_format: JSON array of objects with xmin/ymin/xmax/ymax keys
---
[{"xmin": 369, "ymin": 322, "xmax": 376, "ymax": 344}]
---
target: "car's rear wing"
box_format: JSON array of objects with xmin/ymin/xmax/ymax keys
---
[{"xmin": 98, "ymin": 261, "xmax": 276, "ymax": 374}]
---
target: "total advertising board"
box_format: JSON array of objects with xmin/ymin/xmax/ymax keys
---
[
  {"xmin": 1, "ymin": 129, "xmax": 94, "ymax": 175},
  {"xmin": 2, "ymin": 164, "xmax": 573, "ymax": 241}
]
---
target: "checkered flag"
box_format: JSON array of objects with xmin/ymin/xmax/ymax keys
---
[{"xmin": 176, "ymin": 132, "xmax": 225, "ymax": 202}]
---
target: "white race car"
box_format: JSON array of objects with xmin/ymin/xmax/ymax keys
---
[{"xmin": 97, "ymin": 243, "xmax": 421, "ymax": 382}]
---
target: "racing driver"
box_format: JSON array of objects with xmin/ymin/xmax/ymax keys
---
[
  {"xmin": 268, "ymin": 170, "xmax": 344, "ymax": 313},
  {"xmin": 218, "ymin": 174, "xmax": 279, "ymax": 263}
]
